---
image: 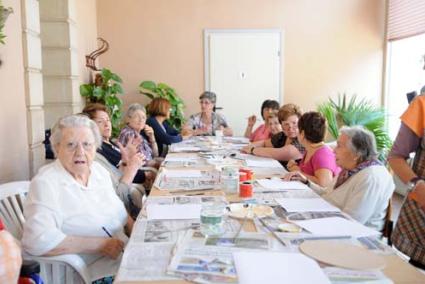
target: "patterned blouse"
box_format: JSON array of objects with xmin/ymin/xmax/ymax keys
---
[
  {"xmin": 118, "ymin": 126, "xmax": 153, "ymax": 161},
  {"xmin": 186, "ymin": 112, "xmax": 228, "ymax": 136}
]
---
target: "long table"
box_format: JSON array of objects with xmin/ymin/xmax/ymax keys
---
[{"xmin": 115, "ymin": 137, "xmax": 425, "ymax": 284}]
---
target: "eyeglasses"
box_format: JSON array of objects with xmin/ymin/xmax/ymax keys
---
[{"xmin": 64, "ymin": 141, "xmax": 95, "ymax": 152}]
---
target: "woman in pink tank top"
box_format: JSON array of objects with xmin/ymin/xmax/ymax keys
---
[{"xmin": 285, "ymin": 111, "xmax": 340, "ymax": 187}]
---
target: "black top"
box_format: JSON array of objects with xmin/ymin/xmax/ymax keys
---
[
  {"xmin": 97, "ymin": 141, "xmax": 146, "ymax": 183},
  {"xmin": 146, "ymin": 116, "xmax": 182, "ymax": 155},
  {"xmin": 270, "ymin": 132, "xmax": 305, "ymax": 168}
]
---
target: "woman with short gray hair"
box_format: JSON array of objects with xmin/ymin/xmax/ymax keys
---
[
  {"xmin": 182, "ymin": 91, "xmax": 233, "ymax": 136},
  {"xmin": 294, "ymin": 126, "xmax": 394, "ymax": 230},
  {"xmin": 22, "ymin": 114, "xmax": 133, "ymax": 282}
]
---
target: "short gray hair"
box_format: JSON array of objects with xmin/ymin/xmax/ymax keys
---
[
  {"xmin": 50, "ymin": 114, "xmax": 102, "ymax": 155},
  {"xmin": 339, "ymin": 126, "xmax": 378, "ymax": 163},
  {"xmin": 199, "ymin": 91, "xmax": 217, "ymax": 104},
  {"xmin": 124, "ymin": 103, "xmax": 146, "ymax": 122}
]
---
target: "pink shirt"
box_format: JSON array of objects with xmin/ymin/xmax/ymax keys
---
[
  {"xmin": 300, "ymin": 146, "xmax": 340, "ymax": 177},
  {"xmin": 250, "ymin": 124, "xmax": 271, "ymax": 142}
]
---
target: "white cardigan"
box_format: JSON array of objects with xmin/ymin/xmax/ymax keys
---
[{"xmin": 312, "ymin": 165, "xmax": 395, "ymax": 231}]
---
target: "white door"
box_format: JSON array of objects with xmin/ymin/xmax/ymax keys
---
[{"xmin": 205, "ymin": 30, "xmax": 282, "ymax": 136}]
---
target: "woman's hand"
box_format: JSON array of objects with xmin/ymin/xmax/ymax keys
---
[
  {"xmin": 247, "ymin": 115, "xmax": 256, "ymax": 127},
  {"xmin": 410, "ymin": 181, "xmax": 425, "ymax": 210},
  {"xmin": 222, "ymin": 126, "xmax": 233, "ymax": 136},
  {"xmin": 144, "ymin": 125, "xmax": 155, "ymax": 142},
  {"xmin": 287, "ymin": 160, "xmax": 300, "ymax": 172},
  {"xmin": 283, "ymin": 171, "xmax": 308, "ymax": 183},
  {"xmin": 100, "ymin": 238, "xmax": 124, "ymax": 259},
  {"xmin": 241, "ymin": 145, "xmax": 251, "ymax": 154},
  {"xmin": 117, "ymin": 136, "xmax": 141, "ymax": 164}
]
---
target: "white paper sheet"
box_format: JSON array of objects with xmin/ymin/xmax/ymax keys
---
[
  {"xmin": 146, "ymin": 204, "xmax": 201, "ymax": 220},
  {"xmin": 164, "ymin": 156, "xmax": 198, "ymax": 162},
  {"xmin": 245, "ymin": 159, "xmax": 282, "ymax": 168},
  {"xmin": 294, "ymin": 217, "xmax": 380, "ymax": 238},
  {"xmin": 162, "ymin": 169, "xmax": 203, "ymax": 178},
  {"xmin": 256, "ymin": 179, "xmax": 310, "ymax": 190},
  {"xmin": 275, "ymin": 198, "xmax": 340, "ymax": 212},
  {"xmin": 233, "ymin": 251, "xmax": 331, "ymax": 284}
]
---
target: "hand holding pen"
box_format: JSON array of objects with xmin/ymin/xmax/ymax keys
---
[{"xmin": 101, "ymin": 226, "xmax": 124, "ymax": 259}]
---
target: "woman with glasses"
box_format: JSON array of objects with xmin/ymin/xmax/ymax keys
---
[
  {"xmin": 146, "ymin": 97, "xmax": 188, "ymax": 155},
  {"xmin": 182, "ymin": 91, "xmax": 233, "ymax": 136},
  {"xmin": 242, "ymin": 103, "xmax": 304, "ymax": 168},
  {"xmin": 22, "ymin": 115, "xmax": 132, "ymax": 282}
]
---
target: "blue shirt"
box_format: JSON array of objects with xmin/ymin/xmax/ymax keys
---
[{"xmin": 146, "ymin": 116, "xmax": 182, "ymax": 155}]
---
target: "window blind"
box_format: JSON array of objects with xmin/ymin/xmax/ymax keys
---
[{"xmin": 388, "ymin": 0, "xmax": 425, "ymax": 41}]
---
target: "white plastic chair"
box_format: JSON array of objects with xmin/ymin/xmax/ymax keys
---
[{"xmin": 0, "ymin": 181, "xmax": 91, "ymax": 284}]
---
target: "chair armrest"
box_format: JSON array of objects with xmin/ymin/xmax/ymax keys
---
[{"xmin": 23, "ymin": 253, "xmax": 91, "ymax": 284}]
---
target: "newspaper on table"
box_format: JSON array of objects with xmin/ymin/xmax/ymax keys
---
[
  {"xmin": 167, "ymin": 230, "xmax": 271, "ymax": 283},
  {"xmin": 155, "ymin": 168, "xmax": 221, "ymax": 191}
]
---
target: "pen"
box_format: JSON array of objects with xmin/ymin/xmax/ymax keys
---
[{"xmin": 102, "ymin": 226, "xmax": 124, "ymax": 252}]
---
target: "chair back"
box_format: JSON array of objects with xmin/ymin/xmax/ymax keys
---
[{"xmin": 0, "ymin": 181, "xmax": 30, "ymax": 239}]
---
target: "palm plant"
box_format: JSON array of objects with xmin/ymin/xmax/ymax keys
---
[
  {"xmin": 139, "ymin": 81, "xmax": 185, "ymax": 130},
  {"xmin": 318, "ymin": 94, "xmax": 392, "ymax": 161}
]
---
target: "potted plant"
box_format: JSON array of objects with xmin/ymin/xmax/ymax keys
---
[
  {"xmin": 139, "ymin": 81, "xmax": 185, "ymax": 130},
  {"xmin": 318, "ymin": 94, "xmax": 392, "ymax": 161},
  {"xmin": 80, "ymin": 68, "xmax": 124, "ymax": 137},
  {"xmin": 0, "ymin": 0, "xmax": 12, "ymax": 45}
]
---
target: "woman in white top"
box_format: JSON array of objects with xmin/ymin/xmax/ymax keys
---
[
  {"xmin": 22, "ymin": 115, "xmax": 132, "ymax": 281},
  {"xmin": 291, "ymin": 126, "xmax": 395, "ymax": 230},
  {"xmin": 182, "ymin": 91, "xmax": 233, "ymax": 136}
]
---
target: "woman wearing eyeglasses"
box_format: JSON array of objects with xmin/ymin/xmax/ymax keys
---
[
  {"xmin": 22, "ymin": 115, "xmax": 133, "ymax": 282},
  {"xmin": 182, "ymin": 91, "xmax": 233, "ymax": 136},
  {"xmin": 146, "ymin": 97, "xmax": 188, "ymax": 155}
]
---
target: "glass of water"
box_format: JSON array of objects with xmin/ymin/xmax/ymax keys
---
[{"xmin": 200, "ymin": 202, "xmax": 226, "ymax": 237}]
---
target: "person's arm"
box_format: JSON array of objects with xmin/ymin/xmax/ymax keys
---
[
  {"xmin": 158, "ymin": 121, "xmax": 183, "ymax": 144},
  {"xmin": 303, "ymin": 169, "xmax": 334, "ymax": 188},
  {"xmin": 388, "ymin": 123, "xmax": 420, "ymax": 183},
  {"xmin": 388, "ymin": 123, "xmax": 425, "ymax": 208},
  {"xmin": 45, "ymin": 236, "xmax": 124, "ymax": 259},
  {"xmin": 143, "ymin": 125, "xmax": 159, "ymax": 157},
  {"xmin": 244, "ymin": 115, "xmax": 256, "ymax": 138},
  {"xmin": 252, "ymin": 144, "xmax": 302, "ymax": 161}
]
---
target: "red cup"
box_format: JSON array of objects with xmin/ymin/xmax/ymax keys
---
[
  {"xmin": 239, "ymin": 172, "xmax": 248, "ymax": 182},
  {"xmin": 239, "ymin": 182, "xmax": 253, "ymax": 198},
  {"xmin": 240, "ymin": 168, "xmax": 254, "ymax": 180}
]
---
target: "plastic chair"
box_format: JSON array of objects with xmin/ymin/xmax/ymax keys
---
[{"xmin": 0, "ymin": 181, "xmax": 91, "ymax": 284}]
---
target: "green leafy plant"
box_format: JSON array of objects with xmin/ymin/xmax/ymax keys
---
[
  {"xmin": 318, "ymin": 94, "xmax": 392, "ymax": 161},
  {"xmin": 0, "ymin": 1, "xmax": 13, "ymax": 45},
  {"xmin": 80, "ymin": 68, "xmax": 123, "ymax": 137},
  {"xmin": 139, "ymin": 81, "xmax": 185, "ymax": 130}
]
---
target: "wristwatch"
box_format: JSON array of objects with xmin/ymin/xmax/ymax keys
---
[
  {"xmin": 407, "ymin": 177, "xmax": 423, "ymax": 191},
  {"xmin": 250, "ymin": 146, "xmax": 255, "ymax": 155}
]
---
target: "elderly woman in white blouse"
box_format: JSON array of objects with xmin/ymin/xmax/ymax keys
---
[
  {"xmin": 291, "ymin": 126, "xmax": 395, "ymax": 230},
  {"xmin": 22, "ymin": 115, "xmax": 132, "ymax": 282}
]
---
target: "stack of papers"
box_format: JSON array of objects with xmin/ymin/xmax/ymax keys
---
[
  {"xmin": 275, "ymin": 198, "xmax": 341, "ymax": 212},
  {"xmin": 233, "ymin": 251, "xmax": 331, "ymax": 284},
  {"xmin": 294, "ymin": 217, "xmax": 380, "ymax": 238},
  {"xmin": 146, "ymin": 204, "xmax": 201, "ymax": 220},
  {"xmin": 256, "ymin": 179, "xmax": 310, "ymax": 191},
  {"xmin": 245, "ymin": 159, "xmax": 282, "ymax": 168}
]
